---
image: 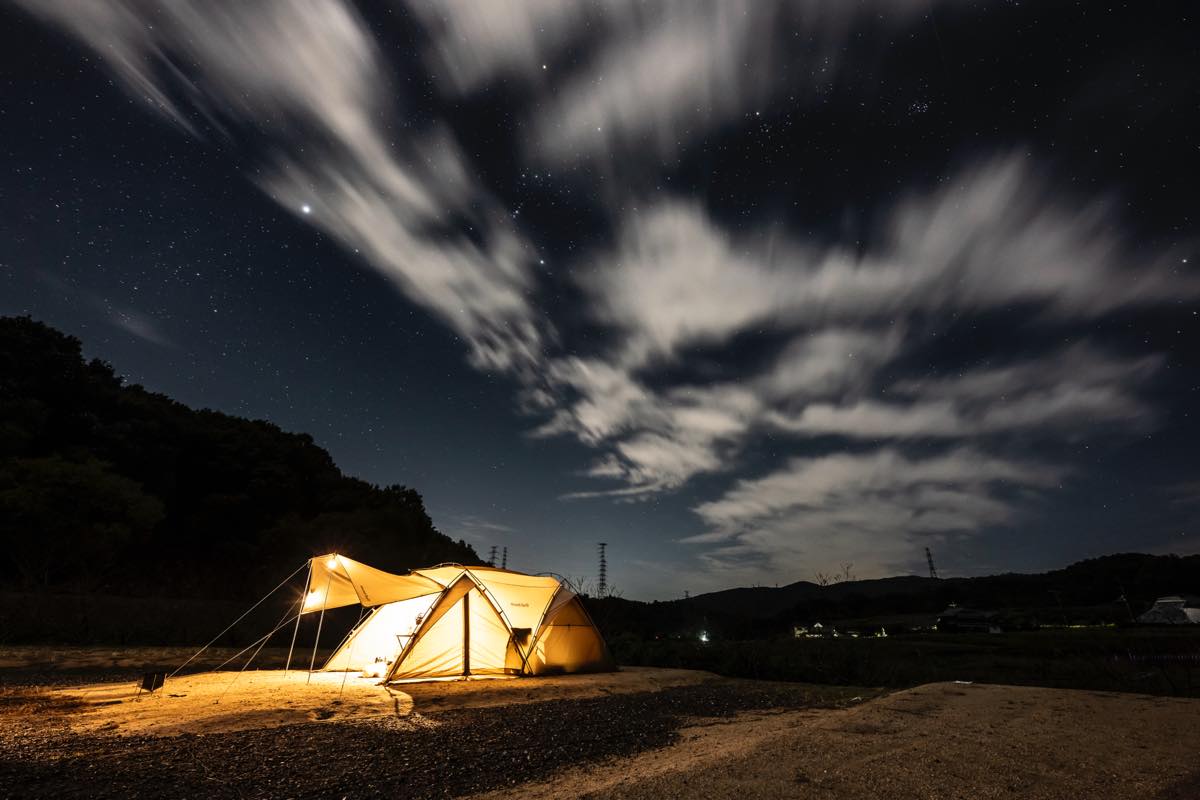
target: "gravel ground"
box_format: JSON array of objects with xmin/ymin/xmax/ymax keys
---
[
  {"xmin": 474, "ymin": 683, "xmax": 1200, "ymax": 800},
  {"xmin": 0, "ymin": 672, "xmax": 865, "ymax": 799}
]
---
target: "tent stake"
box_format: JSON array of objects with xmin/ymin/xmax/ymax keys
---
[{"xmin": 307, "ymin": 568, "xmax": 333, "ymax": 684}]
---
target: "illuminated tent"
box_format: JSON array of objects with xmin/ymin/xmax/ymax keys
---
[
  {"xmin": 301, "ymin": 555, "xmax": 614, "ymax": 681},
  {"xmin": 1136, "ymin": 595, "xmax": 1200, "ymax": 625}
]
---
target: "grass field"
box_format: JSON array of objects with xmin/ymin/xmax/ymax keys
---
[{"xmin": 608, "ymin": 627, "xmax": 1200, "ymax": 696}]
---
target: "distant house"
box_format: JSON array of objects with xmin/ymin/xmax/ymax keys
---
[
  {"xmin": 793, "ymin": 623, "xmax": 829, "ymax": 639},
  {"xmin": 937, "ymin": 604, "xmax": 1002, "ymax": 633},
  {"xmin": 1136, "ymin": 596, "xmax": 1200, "ymax": 625}
]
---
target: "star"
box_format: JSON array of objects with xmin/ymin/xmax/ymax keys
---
[{"xmin": 301, "ymin": 204, "xmax": 312, "ymax": 215}]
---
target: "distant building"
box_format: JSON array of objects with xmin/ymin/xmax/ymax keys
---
[
  {"xmin": 936, "ymin": 604, "xmax": 1002, "ymax": 633},
  {"xmin": 793, "ymin": 623, "xmax": 830, "ymax": 639},
  {"xmin": 1136, "ymin": 596, "xmax": 1200, "ymax": 625}
]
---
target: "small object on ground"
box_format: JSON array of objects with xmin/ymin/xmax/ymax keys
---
[
  {"xmin": 137, "ymin": 671, "xmax": 165, "ymax": 695},
  {"xmin": 953, "ymin": 680, "xmax": 974, "ymax": 685}
]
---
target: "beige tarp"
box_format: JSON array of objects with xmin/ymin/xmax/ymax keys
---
[
  {"xmin": 302, "ymin": 554, "xmax": 443, "ymax": 612},
  {"xmin": 301, "ymin": 556, "xmax": 613, "ymax": 681}
]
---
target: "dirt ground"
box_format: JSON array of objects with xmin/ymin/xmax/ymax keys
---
[
  {"xmin": 49, "ymin": 666, "xmax": 713, "ymax": 736},
  {"xmin": 2, "ymin": 654, "xmax": 1198, "ymax": 799},
  {"xmin": 473, "ymin": 682, "xmax": 1200, "ymax": 800}
]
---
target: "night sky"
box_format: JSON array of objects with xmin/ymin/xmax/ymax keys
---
[{"xmin": 3, "ymin": 1, "xmax": 1198, "ymax": 599}]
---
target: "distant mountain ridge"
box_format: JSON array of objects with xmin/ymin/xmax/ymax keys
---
[
  {"xmin": 586, "ymin": 554, "xmax": 1200, "ymax": 638},
  {"xmin": 683, "ymin": 575, "xmax": 935, "ymax": 619},
  {"xmin": 680, "ymin": 556, "xmax": 1200, "ymax": 621}
]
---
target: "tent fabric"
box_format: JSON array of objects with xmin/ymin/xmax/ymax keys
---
[
  {"xmin": 526, "ymin": 591, "xmax": 612, "ymax": 676},
  {"xmin": 304, "ymin": 557, "xmax": 614, "ymax": 681},
  {"xmin": 323, "ymin": 595, "xmax": 438, "ymax": 671},
  {"xmin": 302, "ymin": 555, "xmax": 443, "ymax": 612}
]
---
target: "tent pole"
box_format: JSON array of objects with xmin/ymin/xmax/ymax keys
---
[
  {"xmin": 284, "ymin": 559, "xmax": 311, "ymax": 677},
  {"xmin": 338, "ymin": 607, "xmax": 367, "ymax": 697},
  {"xmin": 307, "ymin": 569, "xmax": 333, "ymax": 684},
  {"xmin": 462, "ymin": 591, "xmax": 471, "ymax": 678}
]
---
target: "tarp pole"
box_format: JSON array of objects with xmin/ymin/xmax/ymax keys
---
[
  {"xmin": 338, "ymin": 606, "xmax": 367, "ymax": 697},
  {"xmin": 307, "ymin": 568, "xmax": 334, "ymax": 684},
  {"xmin": 284, "ymin": 559, "xmax": 312, "ymax": 677}
]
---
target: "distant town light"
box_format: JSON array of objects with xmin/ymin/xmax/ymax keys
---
[{"xmin": 698, "ymin": 631, "xmax": 709, "ymax": 643}]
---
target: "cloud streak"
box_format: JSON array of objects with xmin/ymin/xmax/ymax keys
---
[
  {"xmin": 412, "ymin": 0, "xmax": 934, "ymax": 165},
  {"xmin": 14, "ymin": 0, "xmax": 544, "ymax": 372},
  {"xmin": 686, "ymin": 448, "xmax": 1064, "ymax": 579},
  {"xmin": 537, "ymin": 156, "xmax": 1190, "ymax": 502}
]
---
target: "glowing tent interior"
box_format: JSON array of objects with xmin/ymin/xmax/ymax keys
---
[{"xmin": 302, "ymin": 555, "xmax": 614, "ymax": 681}]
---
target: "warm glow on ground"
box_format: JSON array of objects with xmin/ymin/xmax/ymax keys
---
[{"xmin": 48, "ymin": 667, "xmax": 710, "ymax": 737}]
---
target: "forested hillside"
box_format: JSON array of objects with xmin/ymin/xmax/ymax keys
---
[{"xmin": 0, "ymin": 316, "xmax": 480, "ymax": 601}]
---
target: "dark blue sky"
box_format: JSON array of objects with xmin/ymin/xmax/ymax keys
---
[{"xmin": 3, "ymin": 1, "xmax": 1197, "ymax": 598}]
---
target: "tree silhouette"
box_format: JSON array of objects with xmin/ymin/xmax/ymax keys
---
[{"xmin": 0, "ymin": 316, "xmax": 481, "ymax": 599}]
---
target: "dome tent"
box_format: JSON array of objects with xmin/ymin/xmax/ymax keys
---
[
  {"xmin": 302, "ymin": 555, "xmax": 614, "ymax": 681},
  {"xmin": 1135, "ymin": 595, "xmax": 1200, "ymax": 626}
]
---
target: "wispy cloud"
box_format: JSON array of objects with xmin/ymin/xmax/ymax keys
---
[
  {"xmin": 770, "ymin": 346, "xmax": 1161, "ymax": 439},
  {"xmin": 412, "ymin": 0, "xmax": 934, "ymax": 165},
  {"xmin": 14, "ymin": 0, "xmax": 545, "ymax": 373},
  {"xmin": 442, "ymin": 515, "xmax": 515, "ymax": 546},
  {"xmin": 686, "ymin": 448, "xmax": 1064, "ymax": 579},
  {"xmin": 537, "ymin": 155, "xmax": 1191, "ymax": 499},
  {"xmin": 581, "ymin": 157, "xmax": 1194, "ymax": 368},
  {"xmin": 109, "ymin": 308, "xmax": 175, "ymax": 348},
  {"xmin": 32, "ymin": 270, "xmax": 175, "ymax": 348}
]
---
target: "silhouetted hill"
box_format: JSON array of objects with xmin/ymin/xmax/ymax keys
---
[
  {"xmin": 683, "ymin": 575, "xmax": 936, "ymax": 619},
  {"xmin": 586, "ymin": 553, "xmax": 1200, "ymax": 639},
  {"xmin": 0, "ymin": 316, "xmax": 481, "ymax": 600}
]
